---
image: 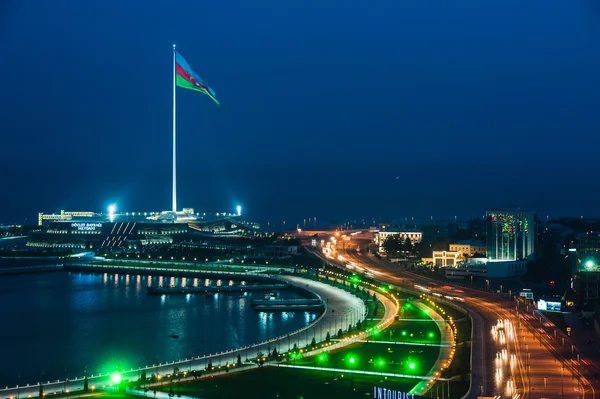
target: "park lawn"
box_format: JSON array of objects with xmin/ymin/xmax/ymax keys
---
[
  {"xmin": 292, "ymin": 341, "xmax": 440, "ymax": 377},
  {"xmin": 157, "ymin": 366, "xmax": 416, "ymax": 399},
  {"xmin": 368, "ymin": 319, "xmax": 443, "ymax": 345}
]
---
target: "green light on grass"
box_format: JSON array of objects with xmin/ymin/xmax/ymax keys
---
[
  {"xmin": 401, "ymin": 331, "xmax": 407, "ymax": 336},
  {"xmin": 349, "ymin": 357, "xmax": 356, "ymax": 364},
  {"xmin": 376, "ymin": 358, "xmax": 385, "ymax": 367},
  {"xmin": 409, "ymin": 362, "xmax": 416, "ymax": 370},
  {"xmin": 586, "ymin": 260, "xmax": 595, "ymax": 269},
  {"xmin": 428, "ymin": 332, "xmax": 435, "ymax": 338},
  {"xmin": 423, "ymin": 309, "xmax": 430, "ymax": 315},
  {"xmin": 111, "ymin": 372, "xmax": 122, "ymax": 384},
  {"xmin": 373, "ymin": 329, "xmax": 380, "ymax": 336}
]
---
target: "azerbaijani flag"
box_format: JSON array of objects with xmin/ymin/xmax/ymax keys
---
[{"xmin": 176, "ymin": 52, "xmax": 219, "ymax": 105}]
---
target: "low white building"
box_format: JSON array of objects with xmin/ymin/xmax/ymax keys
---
[
  {"xmin": 432, "ymin": 251, "xmax": 462, "ymax": 267},
  {"xmin": 374, "ymin": 229, "xmax": 423, "ymax": 252}
]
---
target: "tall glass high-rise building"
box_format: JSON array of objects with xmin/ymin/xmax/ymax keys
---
[{"xmin": 486, "ymin": 209, "xmax": 536, "ymax": 261}]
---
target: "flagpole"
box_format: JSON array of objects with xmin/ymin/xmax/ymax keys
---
[{"xmin": 172, "ymin": 44, "xmax": 177, "ymax": 213}]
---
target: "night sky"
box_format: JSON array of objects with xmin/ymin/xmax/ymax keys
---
[{"xmin": 1, "ymin": 0, "xmax": 599, "ymax": 227}]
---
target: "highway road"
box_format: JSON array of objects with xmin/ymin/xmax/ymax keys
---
[{"xmin": 310, "ymin": 243, "xmax": 594, "ymax": 399}]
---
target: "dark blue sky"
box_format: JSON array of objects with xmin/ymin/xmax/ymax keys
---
[{"xmin": 1, "ymin": 0, "xmax": 599, "ymax": 227}]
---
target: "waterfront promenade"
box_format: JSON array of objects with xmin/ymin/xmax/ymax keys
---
[{"xmin": 0, "ymin": 274, "xmax": 394, "ymax": 398}]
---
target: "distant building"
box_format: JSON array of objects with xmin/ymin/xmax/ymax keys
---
[
  {"xmin": 576, "ymin": 233, "xmax": 600, "ymax": 271},
  {"xmin": 431, "ymin": 251, "xmax": 462, "ymax": 267},
  {"xmin": 574, "ymin": 233, "xmax": 600, "ymax": 307},
  {"xmin": 486, "ymin": 209, "xmax": 536, "ymax": 261},
  {"xmin": 38, "ymin": 210, "xmax": 96, "ymax": 226},
  {"xmin": 374, "ymin": 229, "xmax": 423, "ymax": 253},
  {"xmin": 449, "ymin": 240, "xmax": 486, "ymax": 257}
]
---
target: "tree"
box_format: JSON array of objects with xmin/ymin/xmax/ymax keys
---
[
  {"xmin": 382, "ymin": 235, "xmax": 403, "ymax": 256},
  {"xmin": 207, "ymin": 360, "xmax": 213, "ymax": 371},
  {"xmin": 140, "ymin": 370, "xmax": 147, "ymax": 384},
  {"xmin": 337, "ymin": 328, "xmax": 343, "ymax": 338},
  {"xmin": 271, "ymin": 347, "xmax": 278, "ymax": 358},
  {"xmin": 83, "ymin": 376, "xmax": 88, "ymax": 392},
  {"xmin": 237, "ymin": 353, "xmax": 242, "ymax": 366},
  {"xmin": 325, "ymin": 332, "xmax": 331, "ymax": 343},
  {"xmin": 168, "ymin": 386, "xmax": 174, "ymax": 398},
  {"xmin": 292, "ymin": 343, "xmax": 298, "ymax": 352},
  {"xmin": 403, "ymin": 237, "xmax": 413, "ymax": 254},
  {"xmin": 310, "ymin": 337, "xmax": 316, "ymax": 347},
  {"xmin": 357, "ymin": 320, "xmax": 362, "ymax": 330},
  {"xmin": 373, "ymin": 302, "xmax": 379, "ymax": 317},
  {"xmin": 38, "ymin": 383, "xmax": 43, "ymax": 398},
  {"xmin": 348, "ymin": 324, "xmax": 352, "ymax": 333}
]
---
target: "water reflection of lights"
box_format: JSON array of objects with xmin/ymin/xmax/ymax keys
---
[
  {"xmin": 160, "ymin": 294, "xmax": 166, "ymax": 305},
  {"xmin": 186, "ymin": 294, "xmax": 191, "ymax": 303}
]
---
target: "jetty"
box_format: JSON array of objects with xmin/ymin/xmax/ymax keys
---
[
  {"xmin": 251, "ymin": 298, "xmax": 325, "ymax": 311},
  {"xmin": 146, "ymin": 283, "xmax": 290, "ymax": 295}
]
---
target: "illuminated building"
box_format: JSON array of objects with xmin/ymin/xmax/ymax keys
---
[
  {"xmin": 431, "ymin": 250, "xmax": 462, "ymax": 267},
  {"xmin": 38, "ymin": 210, "xmax": 95, "ymax": 226},
  {"xmin": 486, "ymin": 209, "xmax": 536, "ymax": 261},
  {"xmin": 30, "ymin": 209, "xmax": 258, "ymax": 249},
  {"xmin": 576, "ymin": 233, "xmax": 600, "ymax": 271},
  {"xmin": 449, "ymin": 240, "xmax": 486, "ymax": 257},
  {"xmin": 374, "ymin": 229, "xmax": 422, "ymax": 253}
]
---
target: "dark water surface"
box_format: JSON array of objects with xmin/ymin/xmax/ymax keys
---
[{"xmin": 0, "ymin": 271, "xmax": 316, "ymax": 386}]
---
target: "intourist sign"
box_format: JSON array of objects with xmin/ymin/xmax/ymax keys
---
[
  {"xmin": 71, "ymin": 222, "xmax": 102, "ymax": 231},
  {"xmin": 373, "ymin": 387, "xmax": 415, "ymax": 399}
]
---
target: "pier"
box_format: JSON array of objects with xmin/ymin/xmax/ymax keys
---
[
  {"xmin": 251, "ymin": 298, "xmax": 325, "ymax": 311},
  {"xmin": 146, "ymin": 283, "xmax": 290, "ymax": 295}
]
